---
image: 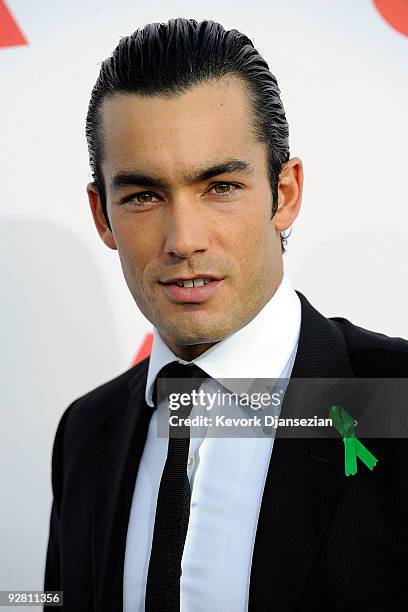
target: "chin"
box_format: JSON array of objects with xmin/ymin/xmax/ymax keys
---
[{"xmin": 161, "ymin": 320, "xmax": 230, "ymax": 347}]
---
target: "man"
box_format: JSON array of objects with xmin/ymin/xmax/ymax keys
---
[{"xmin": 44, "ymin": 17, "xmax": 408, "ymax": 611}]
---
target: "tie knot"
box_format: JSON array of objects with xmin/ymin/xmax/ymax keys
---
[
  {"xmin": 153, "ymin": 361, "xmax": 209, "ymax": 408},
  {"xmin": 159, "ymin": 360, "xmax": 208, "ymax": 380}
]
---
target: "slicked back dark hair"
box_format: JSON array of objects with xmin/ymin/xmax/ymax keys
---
[{"xmin": 85, "ymin": 18, "xmax": 291, "ymax": 252}]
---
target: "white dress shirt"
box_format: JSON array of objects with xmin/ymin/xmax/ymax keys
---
[{"xmin": 123, "ymin": 270, "xmax": 302, "ymax": 611}]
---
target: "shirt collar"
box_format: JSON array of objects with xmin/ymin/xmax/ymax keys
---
[{"xmin": 144, "ymin": 269, "xmax": 301, "ymax": 407}]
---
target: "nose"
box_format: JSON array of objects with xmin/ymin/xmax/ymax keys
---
[{"xmin": 164, "ymin": 199, "xmax": 210, "ymax": 259}]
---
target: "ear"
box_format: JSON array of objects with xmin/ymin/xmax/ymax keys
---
[
  {"xmin": 86, "ymin": 182, "xmax": 117, "ymax": 250},
  {"xmin": 274, "ymin": 157, "xmax": 303, "ymax": 232}
]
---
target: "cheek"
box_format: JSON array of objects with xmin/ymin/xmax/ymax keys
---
[
  {"xmin": 231, "ymin": 208, "xmax": 273, "ymax": 271},
  {"xmin": 111, "ymin": 222, "xmax": 151, "ymax": 283},
  {"xmin": 112, "ymin": 215, "xmax": 153, "ymax": 259}
]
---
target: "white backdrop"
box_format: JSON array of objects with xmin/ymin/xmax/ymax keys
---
[{"xmin": 1, "ymin": 0, "xmax": 407, "ymax": 600}]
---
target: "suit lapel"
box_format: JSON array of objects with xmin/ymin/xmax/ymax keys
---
[
  {"xmin": 91, "ymin": 359, "xmax": 152, "ymax": 611},
  {"xmin": 248, "ymin": 290, "xmax": 354, "ymax": 611}
]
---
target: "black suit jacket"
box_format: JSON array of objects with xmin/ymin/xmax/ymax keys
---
[{"xmin": 44, "ymin": 291, "xmax": 408, "ymax": 611}]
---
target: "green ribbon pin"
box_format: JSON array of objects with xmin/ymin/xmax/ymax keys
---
[{"xmin": 329, "ymin": 405, "xmax": 378, "ymax": 476}]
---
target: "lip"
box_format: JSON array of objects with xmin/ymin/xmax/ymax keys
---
[
  {"xmin": 160, "ymin": 279, "xmax": 224, "ymax": 303},
  {"xmin": 160, "ymin": 274, "xmax": 223, "ymax": 284}
]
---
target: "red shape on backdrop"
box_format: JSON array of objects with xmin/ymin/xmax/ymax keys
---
[
  {"xmin": 372, "ymin": 0, "xmax": 408, "ymax": 37},
  {"xmin": 131, "ymin": 332, "xmax": 153, "ymax": 366},
  {"xmin": 0, "ymin": 0, "xmax": 28, "ymax": 48}
]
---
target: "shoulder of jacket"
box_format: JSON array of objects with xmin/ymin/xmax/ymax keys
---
[
  {"xmin": 62, "ymin": 357, "xmax": 149, "ymax": 424},
  {"xmin": 329, "ymin": 316, "xmax": 408, "ymax": 375}
]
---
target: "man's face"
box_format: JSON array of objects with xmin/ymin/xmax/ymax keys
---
[{"xmin": 88, "ymin": 75, "xmax": 302, "ymax": 359}]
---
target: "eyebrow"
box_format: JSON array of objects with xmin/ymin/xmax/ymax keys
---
[{"xmin": 109, "ymin": 159, "xmax": 253, "ymax": 192}]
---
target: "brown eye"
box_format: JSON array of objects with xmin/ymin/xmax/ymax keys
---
[
  {"xmin": 122, "ymin": 191, "xmax": 161, "ymax": 208},
  {"xmin": 213, "ymin": 183, "xmax": 232, "ymax": 193},
  {"xmin": 209, "ymin": 183, "xmax": 240, "ymax": 198},
  {"xmin": 135, "ymin": 192, "xmax": 158, "ymax": 203}
]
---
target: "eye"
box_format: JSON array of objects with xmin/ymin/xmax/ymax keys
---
[
  {"xmin": 208, "ymin": 182, "xmax": 241, "ymax": 198},
  {"xmin": 122, "ymin": 192, "xmax": 161, "ymax": 207}
]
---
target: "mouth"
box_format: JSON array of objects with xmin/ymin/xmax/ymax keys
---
[{"xmin": 158, "ymin": 277, "xmax": 224, "ymax": 303}]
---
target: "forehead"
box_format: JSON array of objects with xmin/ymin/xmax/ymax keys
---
[{"xmin": 99, "ymin": 75, "xmax": 264, "ymax": 181}]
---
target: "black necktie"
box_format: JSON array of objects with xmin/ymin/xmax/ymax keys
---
[{"xmin": 145, "ymin": 361, "xmax": 209, "ymax": 612}]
